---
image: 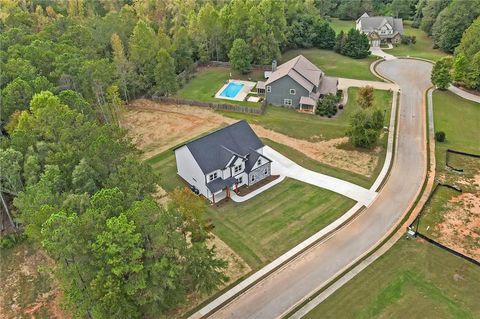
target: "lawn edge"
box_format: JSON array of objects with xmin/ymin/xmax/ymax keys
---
[
  {"xmin": 188, "ymin": 62, "xmax": 403, "ymax": 319},
  {"xmin": 284, "ymin": 84, "xmax": 436, "ymax": 319}
]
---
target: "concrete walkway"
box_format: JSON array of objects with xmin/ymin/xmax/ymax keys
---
[
  {"xmin": 448, "ymin": 85, "xmax": 480, "ymax": 103},
  {"xmin": 264, "ymin": 146, "xmax": 377, "ymax": 206},
  {"xmin": 338, "ymin": 77, "xmax": 399, "ymax": 92},
  {"xmin": 370, "ymin": 46, "xmax": 397, "ymax": 60},
  {"xmin": 230, "ymin": 175, "xmax": 286, "ymax": 203}
]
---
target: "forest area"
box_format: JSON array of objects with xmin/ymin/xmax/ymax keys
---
[{"xmin": 0, "ymin": 0, "xmax": 479, "ymax": 318}]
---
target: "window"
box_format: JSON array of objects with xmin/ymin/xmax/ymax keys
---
[
  {"xmin": 264, "ymin": 168, "xmax": 268, "ymax": 175},
  {"xmin": 209, "ymin": 172, "xmax": 218, "ymax": 181},
  {"xmin": 290, "ymin": 89, "xmax": 296, "ymax": 95},
  {"xmin": 284, "ymin": 99, "xmax": 292, "ymax": 106},
  {"xmin": 251, "ymin": 175, "xmax": 255, "ymax": 182},
  {"xmin": 237, "ymin": 176, "xmax": 243, "ymax": 184},
  {"xmin": 257, "ymin": 158, "xmax": 261, "ymax": 165},
  {"xmin": 266, "ymin": 86, "xmax": 271, "ymax": 93},
  {"xmin": 234, "ymin": 164, "xmax": 242, "ymax": 174}
]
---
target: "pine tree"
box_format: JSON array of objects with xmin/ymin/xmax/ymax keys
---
[{"xmin": 154, "ymin": 49, "xmax": 178, "ymax": 96}]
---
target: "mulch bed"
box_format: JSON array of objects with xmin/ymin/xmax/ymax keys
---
[{"xmin": 235, "ymin": 175, "xmax": 280, "ymax": 196}]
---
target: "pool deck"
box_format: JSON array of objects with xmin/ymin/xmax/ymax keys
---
[{"xmin": 215, "ymin": 79, "xmax": 256, "ymax": 102}]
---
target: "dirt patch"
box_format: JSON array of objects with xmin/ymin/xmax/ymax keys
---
[
  {"xmin": 435, "ymin": 192, "xmax": 480, "ymax": 261},
  {"xmin": 123, "ymin": 99, "xmax": 234, "ymax": 159},
  {"xmin": 0, "ymin": 244, "xmax": 69, "ymax": 319},
  {"xmin": 252, "ymin": 125, "xmax": 380, "ymax": 176},
  {"xmin": 124, "ymin": 99, "xmax": 380, "ymax": 176}
]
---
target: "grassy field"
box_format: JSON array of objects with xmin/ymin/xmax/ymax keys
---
[
  {"xmin": 302, "ymin": 89, "xmax": 480, "ymax": 319},
  {"xmin": 329, "ymin": 18, "xmax": 355, "ymax": 33},
  {"xmin": 208, "ymin": 179, "xmax": 355, "ymax": 269},
  {"xmin": 414, "ymin": 90, "xmax": 480, "ymax": 259},
  {"xmin": 303, "ymin": 238, "xmax": 480, "ymax": 319},
  {"xmin": 433, "ymin": 90, "xmax": 480, "ymax": 161},
  {"xmin": 175, "ymin": 67, "xmax": 263, "ymax": 108},
  {"xmin": 264, "ymin": 139, "xmax": 381, "ymax": 189},
  {"xmin": 389, "ymin": 21, "xmax": 450, "ymax": 62},
  {"xmin": 220, "ymin": 88, "xmax": 393, "ymax": 141},
  {"xmin": 281, "ymin": 49, "xmax": 380, "ymax": 81},
  {"xmin": 147, "ymin": 150, "xmax": 355, "ymax": 270}
]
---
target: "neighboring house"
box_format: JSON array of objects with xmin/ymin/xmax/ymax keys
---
[
  {"xmin": 257, "ymin": 55, "xmax": 338, "ymax": 113},
  {"xmin": 356, "ymin": 12, "xmax": 403, "ymax": 47},
  {"xmin": 174, "ymin": 120, "xmax": 272, "ymax": 203}
]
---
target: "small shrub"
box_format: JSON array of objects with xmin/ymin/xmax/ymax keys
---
[
  {"xmin": 435, "ymin": 131, "xmax": 446, "ymax": 142},
  {"xmin": 316, "ymin": 93, "xmax": 338, "ymax": 117},
  {"xmin": 401, "ymin": 35, "xmax": 417, "ymax": 45},
  {"xmin": 0, "ymin": 233, "xmax": 26, "ymax": 250}
]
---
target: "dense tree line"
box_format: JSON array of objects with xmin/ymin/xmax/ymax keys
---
[
  {"xmin": 0, "ymin": 91, "xmax": 227, "ymax": 317},
  {"xmin": 0, "ymin": 0, "xmax": 344, "ymax": 129}
]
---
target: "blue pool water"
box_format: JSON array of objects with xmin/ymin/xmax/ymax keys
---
[{"xmin": 220, "ymin": 82, "xmax": 244, "ymax": 98}]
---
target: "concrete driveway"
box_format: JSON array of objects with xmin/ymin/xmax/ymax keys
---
[
  {"xmin": 264, "ymin": 146, "xmax": 377, "ymax": 206},
  {"xmin": 197, "ymin": 59, "xmax": 432, "ymax": 319},
  {"xmin": 370, "ymin": 46, "xmax": 397, "ymax": 60}
]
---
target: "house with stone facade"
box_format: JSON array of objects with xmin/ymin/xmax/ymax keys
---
[
  {"xmin": 257, "ymin": 55, "xmax": 338, "ymax": 113},
  {"xmin": 174, "ymin": 121, "xmax": 272, "ymax": 203},
  {"xmin": 356, "ymin": 12, "xmax": 403, "ymax": 47}
]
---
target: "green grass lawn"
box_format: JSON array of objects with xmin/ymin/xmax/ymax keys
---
[
  {"xmin": 389, "ymin": 21, "xmax": 450, "ymax": 62},
  {"xmin": 329, "ymin": 18, "xmax": 355, "ymax": 34},
  {"xmin": 219, "ymin": 88, "xmax": 393, "ymax": 141},
  {"xmin": 147, "ymin": 149, "xmax": 355, "ymax": 270},
  {"xmin": 433, "ymin": 90, "xmax": 480, "ymax": 170},
  {"xmin": 303, "ymin": 238, "xmax": 480, "ymax": 319},
  {"xmin": 413, "ymin": 90, "xmax": 480, "ymax": 255},
  {"xmin": 281, "ymin": 49, "xmax": 380, "ymax": 81},
  {"xmin": 175, "ymin": 67, "xmax": 264, "ymax": 108},
  {"xmin": 209, "ymin": 179, "xmax": 355, "ymax": 269}
]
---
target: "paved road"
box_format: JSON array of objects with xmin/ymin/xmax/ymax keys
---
[{"xmin": 202, "ymin": 59, "xmax": 432, "ymax": 319}]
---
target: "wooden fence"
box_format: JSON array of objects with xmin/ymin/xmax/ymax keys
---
[{"xmin": 151, "ymin": 96, "xmax": 265, "ymax": 115}]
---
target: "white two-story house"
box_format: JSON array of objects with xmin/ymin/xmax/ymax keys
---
[{"xmin": 174, "ymin": 121, "xmax": 272, "ymax": 203}]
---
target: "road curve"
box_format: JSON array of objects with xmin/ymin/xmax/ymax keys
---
[{"xmin": 204, "ymin": 59, "xmax": 433, "ymax": 319}]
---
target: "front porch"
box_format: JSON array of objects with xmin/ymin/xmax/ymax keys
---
[{"xmin": 299, "ymin": 96, "xmax": 317, "ymax": 113}]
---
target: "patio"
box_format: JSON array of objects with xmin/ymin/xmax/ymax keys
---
[{"xmin": 215, "ymin": 79, "xmax": 256, "ymax": 102}]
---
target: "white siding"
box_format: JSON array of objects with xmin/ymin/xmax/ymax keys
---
[{"xmin": 175, "ymin": 146, "xmax": 208, "ymax": 197}]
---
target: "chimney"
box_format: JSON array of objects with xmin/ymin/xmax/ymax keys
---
[{"xmin": 272, "ymin": 60, "xmax": 277, "ymax": 72}]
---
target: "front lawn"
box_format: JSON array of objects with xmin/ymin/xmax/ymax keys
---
[
  {"xmin": 281, "ymin": 49, "xmax": 380, "ymax": 81},
  {"xmin": 303, "ymin": 238, "xmax": 480, "ymax": 319},
  {"xmin": 175, "ymin": 67, "xmax": 264, "ymax": 108},
  {"xmin": 148, "ymin": 149, "xmax": 355, "ymax": 270},
  {"xmin": 220, "ymin": 87, "xmax": 393, "ymax": 141},
  {"xmin": 389, "ymin": 21, "xmax": 450, "ymax": 62},
  {"xmin": 413, "ymin": 90, "xmax": 480, "ymax": 260},
  {"xmin": 433, "ymin": 90, "xmax": 480, "ymax": 161},
  {"xmin": 328, "ymin": 18, "xmax": 355, "ymax": 34}
]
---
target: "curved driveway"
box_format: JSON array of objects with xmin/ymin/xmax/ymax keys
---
[{"xmin": 202, "ymin": 59, "xmax": 433, "ymax": 319}]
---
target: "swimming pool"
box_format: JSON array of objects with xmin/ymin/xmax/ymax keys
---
[{"xmin": 220, "ymin": 82, "xmax": 245, "ymax": 98}]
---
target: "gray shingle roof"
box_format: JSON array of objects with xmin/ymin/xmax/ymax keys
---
[
  {"xmin": 206, "ymin": 176, "xmax": 237, "ymax": 193},
  {"xmin": 244, "ymin": 149, "xmax": 272, "ymax": 173},
  {"xmin": 319, "ymin": 76, "xmax": 338, "ymax": 95},
  {"xmin": 183, "ymin": 121, "xmax": 264, "ymax": 174},
  {"xmin": 265, "ymin": 55, "xmax": 323, "ymax": 92},
  {"xmin": 357, "ymin": 14, "xmax": 404, "ymax": 39}
]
